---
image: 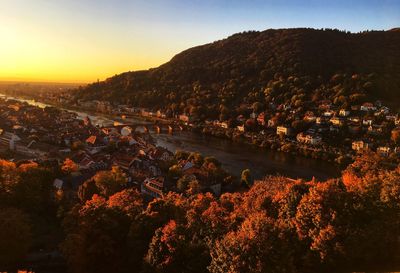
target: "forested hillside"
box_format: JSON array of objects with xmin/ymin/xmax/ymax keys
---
[{"xmin": 73, "ymin": 28, "xmax": 400, "ymax": 119}]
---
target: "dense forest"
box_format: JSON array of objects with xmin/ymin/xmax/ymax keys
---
[
  {"xmin": 73, "ymin": 28, "xmax": 400, "ymax": 120},
  {"xmin": 0, "ymin": 152, "xmax": 399, "ymax": 273}
]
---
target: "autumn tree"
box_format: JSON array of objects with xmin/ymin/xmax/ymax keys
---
[
  {"xmin": 188, "ymin": 152, "xmax": 204, "ymax": 166},
  {"xmin": 107, "ymin": 189, "xmax": 143, "ymax": 218},
  {"xmin": 391, "ymin": 128, "xmax": 400, "ymax": 144},
  {"xmin": 62, "ymin": 158, "xmax": 79, "ymax": 174},
  {"xmin": 209, "ymin": 212, "xmax": 296, "ymax": 273},
  {"xmin": 177, "ymin": 175, "xmax": 196, "ymax": 193},
  {"xmin": 127, "ymin": 193, "xmax": 187, "ymax": 271},
  {"xmin": 14, "ymin": 162, "xmax": 55, "ymax": 214},
  {"xmin": 61, "ymin": 194, "xmax": 132, "ymax": 273},
  {"xmin": 144, "ymin": 220, "xmax": 210, "ymax": 273},
  {"xmin": 0, "ymin": 160, "xmax": 17, "ymax": 204},
  {"xmin": 294, "ymin": 180, "xmax": 351, "ymax": 264}
]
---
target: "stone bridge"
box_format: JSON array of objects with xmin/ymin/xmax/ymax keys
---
[{"xmin": 114, "ymin": 122, "xmax": 184, "ymax": 134}]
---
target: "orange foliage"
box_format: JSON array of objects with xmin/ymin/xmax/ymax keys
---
[
  {"xmin": 18, "ymin": 161, "xmax": 39, "ymax": 172},
  {"xmin": 61, "ymin": 158, "xmax": 78, "ymax": 173}
]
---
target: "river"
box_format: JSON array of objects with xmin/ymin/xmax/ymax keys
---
[{"xmin": 0, "ymin": 94, "xmax": 341, "ymax": 180}]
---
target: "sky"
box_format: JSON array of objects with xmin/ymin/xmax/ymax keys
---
[{"xmin": 0, "ymin": 0, "xmax": 399, "ymax": 83}]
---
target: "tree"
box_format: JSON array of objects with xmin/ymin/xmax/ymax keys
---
[
  {"xmin": 71, "ymin": 140, "xmax": 84, "ymax": 151},
  {"xmin": 78, "ymin": 179, "xmax": 99, "ymax": 203},
  {"xmin": 241, "ymin": 169, "xmax": 253, "ymax": 188},
  {"xmin": 175, "ymin": 150, "xmax": 190, "ymax": 161},
  {"xmin": 391, "ymin": 128, "xmax": 400, "ymax": 144},
  {"xmin": 209, "ymin": 212, "xmax": 295, "ymax": 273},
  {"xmin": 0, "ymin": 160, "xmax": 17, "ymax": 204},
  {"xmin": 0, "ymin": 208, "xmax": 32, "ymax": 267},
  {"xmin": 245, "ymin": 119, "xmax": 257, "ymax": 131},
  {"xmin": 94, "ymin": 166, "xmax": 128, "ymax": 197},
  {"xmin": 145, "ymin": 220, "xmax": 210, "ymax": 273},
  {"xmin": 107, "ymin": 189, "xmax": 143, "ymax": 218},
  {"xmin": 62, "ymin": 158, "xmax": 79, "ymax": 174},
  {"xmin": 61, "ymin": 195, "xmax": 132, "ymax": 273},
  {"xmin": 203, "ymin": 157, "xmax": 221, "ymax": 168},
  {"xmin": 177, "ymin": 175, "xmax": 194, "ymax": 193},
  {"xmin": 127, "ymin": 193, "xmax": 188, "ymax": 271},
  {"xmin": 291, "ymin": 120, "xmax": 307, "ymax": 132},
  {"xmin": 167, "ymin": 165, "xmax": 182, "ymax": 183},
  {"xmin": 294, "ymin": 180, "xmax": 352, "ymax": 264},
  {"xmin": 188, "ymin": 152, "xmax": 204, "ymax": 166},
  {"xmin": 252, "ymin": 102, "xmax": 263, "ymax": 113},
  {"xmin": 187, "ymin": 180, "xmax": 201, "ymax": 195},
  {"xmin": 14, "ymin": 163, "xmax": 55, "ymax": 214}
]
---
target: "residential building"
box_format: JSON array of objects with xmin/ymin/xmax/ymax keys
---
[
  {"xmin": 330, "ymin": 117, "xmax": 345, "ymax": 126},
  {"xmin": 296, "ymin": 132, "xmax": 322, "ymax": 145},
  {"xmin": 0, "ymin": 130, "xmax": 21, "ymax": 150},
  {"xmin": 352, "ymin": 140, "xmax": 371, "ymax": 151},
  {"xmin": 339, "ymin": 109, "xmax": 350, "ymax": 117},
  {"xmin": 377, "ymin": 146, "xmax": 391, "ymax": 157},
  {"xmin": 141, "ymin": 177, "xmax": 164, "ymax": 198},
  {"xmin": 276, "ymin": 126, "xmax": 292, "ymax": 136},
  {"xmin": 360, "ymin": 102, "xmax": 377, "ymax": 112}
]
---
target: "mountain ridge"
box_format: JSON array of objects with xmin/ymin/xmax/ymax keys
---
[{"xmin": 73, "ymin": 28, "xmax": 400, "ymax": 116}]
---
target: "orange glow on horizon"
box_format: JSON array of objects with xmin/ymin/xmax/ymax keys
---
[{"xmin": 0, "ymin": 14, "xmax": 174, "ymax": 83}]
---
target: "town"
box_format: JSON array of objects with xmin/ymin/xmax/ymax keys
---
[
  {"xmin": 17, "ymin": 87, "xmax": 400, "ymax": 166},
  {"xmin": 0, "ymin": 97, "xmax": 234, "ymax": 204}
]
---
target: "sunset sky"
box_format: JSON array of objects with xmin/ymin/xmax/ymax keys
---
[{"xmin": 1, "ymin": 0, "xmax": 399, "ymax": 83}]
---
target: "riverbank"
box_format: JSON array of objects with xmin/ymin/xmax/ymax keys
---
[
  {"xmin": 198, "ymin": 125, "xmax": 352, "ymax": 166},
  {"xmin": 0, "ymin": 93, "xmax": 342, "ymax": 180}
]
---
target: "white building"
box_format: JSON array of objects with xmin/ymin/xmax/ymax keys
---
[
  {"xmin": 276, "ymin": 126, "xmax": 291, "ymax": 136},
  {"xmin": 352, "ymin": 140, "xmax": 371, "ymax": 151},
  {"xmin": 236, "ymin": 125, "xmax": 245, "ymax": 132},
  {"xmin": 377, "ymin": 146, "xmax": 391, "ymax": 157},
  {"xmin": 296, "ymin": 133, "xmax": 322, "ymax": 145},
  {"xmin": 360, "ymin": 103, "xmax": 377, "ymax": 112},
  {"xmin": 0, "ymin": 130, "xmax": 21, "ymax": 150},
  {"xmin": 339, "ymin": 109, "xmax": 350, "ymax": 117}
]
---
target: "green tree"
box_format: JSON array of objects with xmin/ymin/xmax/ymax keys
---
[
  {"xmin": 177, "ymin": 175, "xmax": 194, "ymax": 193},
  {"xmin": 94, "ymin": 166, "xmax": 128, "ymax": 197}
]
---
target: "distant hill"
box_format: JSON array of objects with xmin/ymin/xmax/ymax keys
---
[{"xmin": 73, "ymin": 28, "xmax": 400, "ymax": 118}]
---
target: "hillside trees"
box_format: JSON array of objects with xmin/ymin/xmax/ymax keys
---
[{"xmin": 73, "ymin": 28, "xmax": 400, "ymax": 115}]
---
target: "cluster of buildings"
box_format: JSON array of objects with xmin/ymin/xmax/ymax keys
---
[
  {"xmin": 14, "ymin": 89, "xmax": 400, "ymax": 160},
  {"xmin": 204, "ymin": 100, "xmax": 400, "ymax": 158},
  {"xmin": 72, "ymin": 96, "xmax": 400, "ymax": 159},
  {"xmin": 0, "ymin": 98, "xmax": 223, "ymax": 201}
]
